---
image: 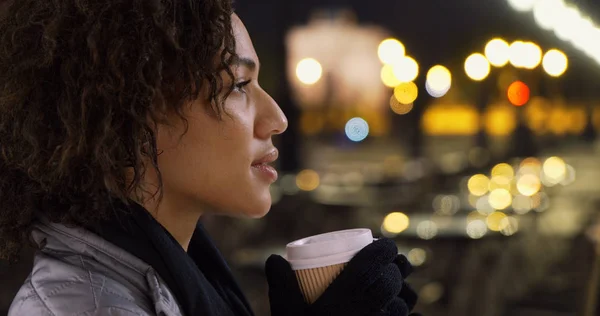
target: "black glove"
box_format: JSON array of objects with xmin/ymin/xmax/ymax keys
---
[{"xmin": 265, "ymin": 238, "xmax": 419, "ymax": 316}]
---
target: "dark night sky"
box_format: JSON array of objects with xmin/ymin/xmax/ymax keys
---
[
  {"xmin": 236, "ymin": 0, "xmax": 600, "ymax": 98},
  {"xmin": 234, "ymin": 0, "xmax": 600, "ymax": 167}
]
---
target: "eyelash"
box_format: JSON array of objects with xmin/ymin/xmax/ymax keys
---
[{"xmin": 233, "ymin": 80, "xmax": 251, "ymax": 93}]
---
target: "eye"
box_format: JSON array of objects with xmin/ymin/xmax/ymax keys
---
[{"xmin": 233, "ymin": 79, "xmax": 251, "ymax": 93}]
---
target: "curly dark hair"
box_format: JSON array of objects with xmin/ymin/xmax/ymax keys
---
[{"xmin": 0, "ymin": 0, "xmax": 238, "ymax": 261}]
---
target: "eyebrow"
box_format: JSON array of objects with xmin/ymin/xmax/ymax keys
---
[{"xmin": 233, "ymin": 56, "xmax": 257, "ymax": 71}]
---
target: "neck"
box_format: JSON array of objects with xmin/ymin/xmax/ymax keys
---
[{"xmin": 142, "ymin": 195, "xmax": 202, "ymax": 251}]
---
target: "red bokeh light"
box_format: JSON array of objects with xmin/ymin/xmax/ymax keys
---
[{"xmin": 507, "ymin": 81, "xmax": 530, "ymax": 106}]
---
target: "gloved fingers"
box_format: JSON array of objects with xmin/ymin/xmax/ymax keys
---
[
  {"xmin": 336, "ymin": 238, "xmax": 399, "ymax": 287},
  {"xmin": 394, "ymin": 254, "xmax": 413, "ymax": 278},
  {"xmin": 384, "ymin": 297, "xmax": 410, "ymax": 316},
  {"xmin": 398, "ymin": 282, "xmax": 418, "ymax": 312},
  {"xmin": 360, "ymin": 263, "xmax": 403, "ymax": 311},
  {"xmin": 265, "ymin": 255, "xmax": 306, "ymax": 307}
]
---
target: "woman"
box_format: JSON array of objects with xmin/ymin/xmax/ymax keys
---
[{"xmin": 0, "ymin": 0, "xmax": 419, "ymax": 315}]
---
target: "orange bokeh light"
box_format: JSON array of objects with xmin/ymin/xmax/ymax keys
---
[{"xmin": 507, "ymin": 81, "xmax": 530, "ymax": 106}]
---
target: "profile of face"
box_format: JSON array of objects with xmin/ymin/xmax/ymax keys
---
[{"xmin": 151, "ymin": 14, "xmax": 288, "ymax": 219}]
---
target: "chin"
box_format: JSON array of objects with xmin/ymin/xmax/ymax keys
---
[{"xmin": 240, "ymin": 193, "xmax": 273, "ymax": 219}]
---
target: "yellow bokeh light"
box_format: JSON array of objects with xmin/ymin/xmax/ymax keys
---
[
  {"xmin": 296, "ymin": 58, "xmax": 323, "ymax": 85},
  {"xmin": 492, "ymin": 163, "xmax": 515, "ymax": 179},
  {"xmin": 394, "ymin": 82, "xmax": 418, "ymax": 105},
  {"xmin": 382, "ymin": 212, "xmax": 410, "ymax": 234},
  {"xmin": 468, "ymin": 210, "xmax": 486, "ymax": 224},
  {"xmin": 509, "ymin": 41, "xmax": 529, "ymax": 68},
  {"xmin": 516, "ymin": 174, "xmax": 541, "ymax": 196},
  {"xmin": 296, "ymin": 169, "xmax": 320, "ymax": 191},
  {"xmin": 519, "ymin": 157, "xmax": 542, "ymax": 175},
  {"xmin": 465, "ymin": 53, "xmax": 490, "ymax": 81},
  {"xmin": 484, "ymin": 104, "xmax": 517, "ymax": 136},
  {"xmin": 468, "ymin": 174, "xmax": 490, "ymax": 196},
  {"xmin": 422, "ymin": 104, "xmax": 479, "ymax": 136},
  {"xmin": 523, "ymin": 42, "xmax": 543, "ymax": 69},
  {"xmin": 378, "ymin": 38, "xmax": 406, "ymax": 65},
  {"xmin": 542, "ymin": 49, "xmax": 568, "ymax": 77},
  {"xmin": 416, "ymin": 220, "xmax": 438, "ymax": 240},
  {"xmin": 488, "ymin": 176, "xmax": 512, "ymax": 191},
  {"xmin": 508, "ymin": 0, "xmax": 537, "ymax": 12},
  {"xmin": 512, "ymin": 195, "xmax": 533, "ymax": 214},
  {"xmin": 486, "ymin": 211, "xmax": 508, "ymax": 232},
  {"xmin": 389, "ymin": 95, "xmax": 413, "ymax": 115},
  {"xmin": 488, "ymin": 189, "xmax": 512, "ymax": 210},
  {"xmin": 543, "ymin": 156, "xmax": 566, "ymax": 181},
  {"xmin": 500, "ymin": 216, "xmax": 519, "ymax": 236},
  {"xmin": 426, "ymin": 65, "xmax": 452, "ymax": 96},
  {"xmin": 380, "ymin": 64, "xmax": 402, "ymax": 88},
  {"xmin": 392, "ymin": 56, "xmax": 419, "ymax": 83},
  {"xmin": 407, "ymin": 248, "xmax": 427, "ymax": 266},
  {"xmin": 485, "ymin": 38, "xmax": 510, "ymax": 67},
  {"xmin": 467, "ymin": 219, "xmax": 488, "ymax": 239}
]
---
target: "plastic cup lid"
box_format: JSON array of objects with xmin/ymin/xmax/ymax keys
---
[{"xmin": 285, "ymin": 228, "xmax": 373, "ymax": 270}]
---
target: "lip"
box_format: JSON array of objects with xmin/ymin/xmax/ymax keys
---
[
  {"xmin": 252, "ymin": 148, "xmax": 279, "ymax": 166},
  {"xmin": 251, "ymin": 148, "xmax": 279, "ymax": 182}
]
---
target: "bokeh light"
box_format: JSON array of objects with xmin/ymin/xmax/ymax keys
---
[
  {"xmin": 380, "ymin": 64, "xmax": 402, "ymax": 88},
  {"xmin": 485, "ymin": 38, "xmax": 510, "ymax": 67},
  {"xmin": 296, "ymin": 58, "xmax": 323, "ymax": 85},
  {"xmin": 534, "ymin": 0, "xmax": 566, "ymax": 30},
  {"xmin": 508, "ymin": 0, "xmax": 537, "ymax": 12},
  {"xmin": 523, "ymin": 42, "xmax": 543, "ymax": 69},
  {"xmin": 393, "ymin": 56, "xmax": 419, "ymax": 83},
  {"xmin": 542, "ymin": 156, "xmax": 567, "ymax": 183},
  {"xmin": 389, "ymin": 95, "xmax": 414, "ymax": 115},
  {"xmin": 296, "ymin": 169, "xmax": 320, "ymax": 191},
  {"xmin": 486, "ymin": 211, "xmax": 508, "ymax": 232},
  {"xmin": 465, "ymin": 53, "xmax": 491, "ymax": 81},
  {"xmin": 417, "ymin": 221, "xmax": 438, "ymax": 240},
  {"xmin": 466, "ymin": 220, "xmax": 488, "ymax": 239},
  {"xmin": 433, "ymin": 195, "xmax": 460, "ymax": 215},
  {"xmin": 345, "ymin": 117, "xmax": 370, "ymax": 142},
  {"xmin": 513, "ymin": 195, "xmax": 534, "ymax": 214},
  {"xmin": 407, "ymin": 248, "xmax": 427, "ymax": 267},
  {"xmin": 509, "ymin": 41, "xmax": 528, "ymax": 68},
  {"xmin": 488, "ymin": 189, "xmax": 512, "ymax": 210},
  {"xmin": 468, "ymin": 174, "xmax": 490, "ymax": 197},
  {"xmin": 426, "ymin": 65, "xmax": 452, "ymax": 98},
  {"xmin": 500, "ymin": 216, "xmax": 519, "ymax": 236},
  {"xmin": 542, "ymin": 49, "xmax": 568, "ymax": 77},
  {"xmin": 378, "ymin": 38, "xmax": 406, "ymax": 65},
  {"xmin": 507, "ymin": 81, "xmax": 530, "ymax": 106},
  {"xmin": 394, "ymin": 81, "xmax": 418, "ymax": 105},
  {"xmin": 382, "ymin": 212, "xmax": 410, "ymax": 234},
  {"xmin": 516, "ymin": 174, "xmax": 541, "ymax": 196},
  {"xmin": 492, "ymin": 163, "xmax": 515, "ymax": 179}
]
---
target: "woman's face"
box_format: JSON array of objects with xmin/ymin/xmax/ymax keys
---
[{"xmin": 153, "ymin": 15, "xmax": 288, "ymax": 219}]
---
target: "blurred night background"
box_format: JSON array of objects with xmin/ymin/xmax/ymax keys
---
[{"xmin": 4, "ymin": 0, "xmax": 600, "ymax": 315}]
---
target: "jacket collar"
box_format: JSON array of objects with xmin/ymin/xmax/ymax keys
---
[{"xmin": 32, "ymin": 218, "xmax": 184, "ymax": 316}]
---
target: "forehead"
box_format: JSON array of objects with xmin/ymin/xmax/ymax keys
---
[{"xmin": 232, "ymin": 14, "xmax": 258, "ymax": 66}]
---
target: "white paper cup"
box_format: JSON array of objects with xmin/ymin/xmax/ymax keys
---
[{"xmin": 285, "ymin": 228, "xmax": 373, "ymax": 303}]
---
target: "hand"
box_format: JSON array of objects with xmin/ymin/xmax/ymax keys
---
[{"xmin": 265, "ymin": 238, "xmax": 419, "ymax": 316}]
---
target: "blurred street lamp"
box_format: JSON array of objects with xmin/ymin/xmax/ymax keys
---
[
  {"xmin": 508, "ymin": 0, "xmax": 537, "ymax": 12},
  {"xmin": 485, "ymin": 38, "xmax": 510, "ymax": 67},
  {"xmin": 426, "ymin": 65, "xmax": 452, "ymax": 98},
  {"xmin": 378, "ymin": 38, "xmax": 405, "ymax": 65},
  {"xmin": 465, "ymin": 53, "xmax": 491, "ymax": 81},
  {"xmin": 542, "ymin": 49, "xmax": 568, "ymax": 77},
  {"xmin": 392, "ymin": 56, "xmax": 419, "ymax": 83},
  {"xmin": 296, "ymin": 58, "xmax": 323, "ymax": 85}
]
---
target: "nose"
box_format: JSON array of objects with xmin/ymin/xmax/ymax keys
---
[{"xmin": 255, "ymin": 89, "xmax": 288, "ymax": 139}]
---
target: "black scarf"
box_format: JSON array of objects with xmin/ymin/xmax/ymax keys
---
[{"xmin": 88, "ymin": 199, "xmax": 255, "ymax": 316}]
